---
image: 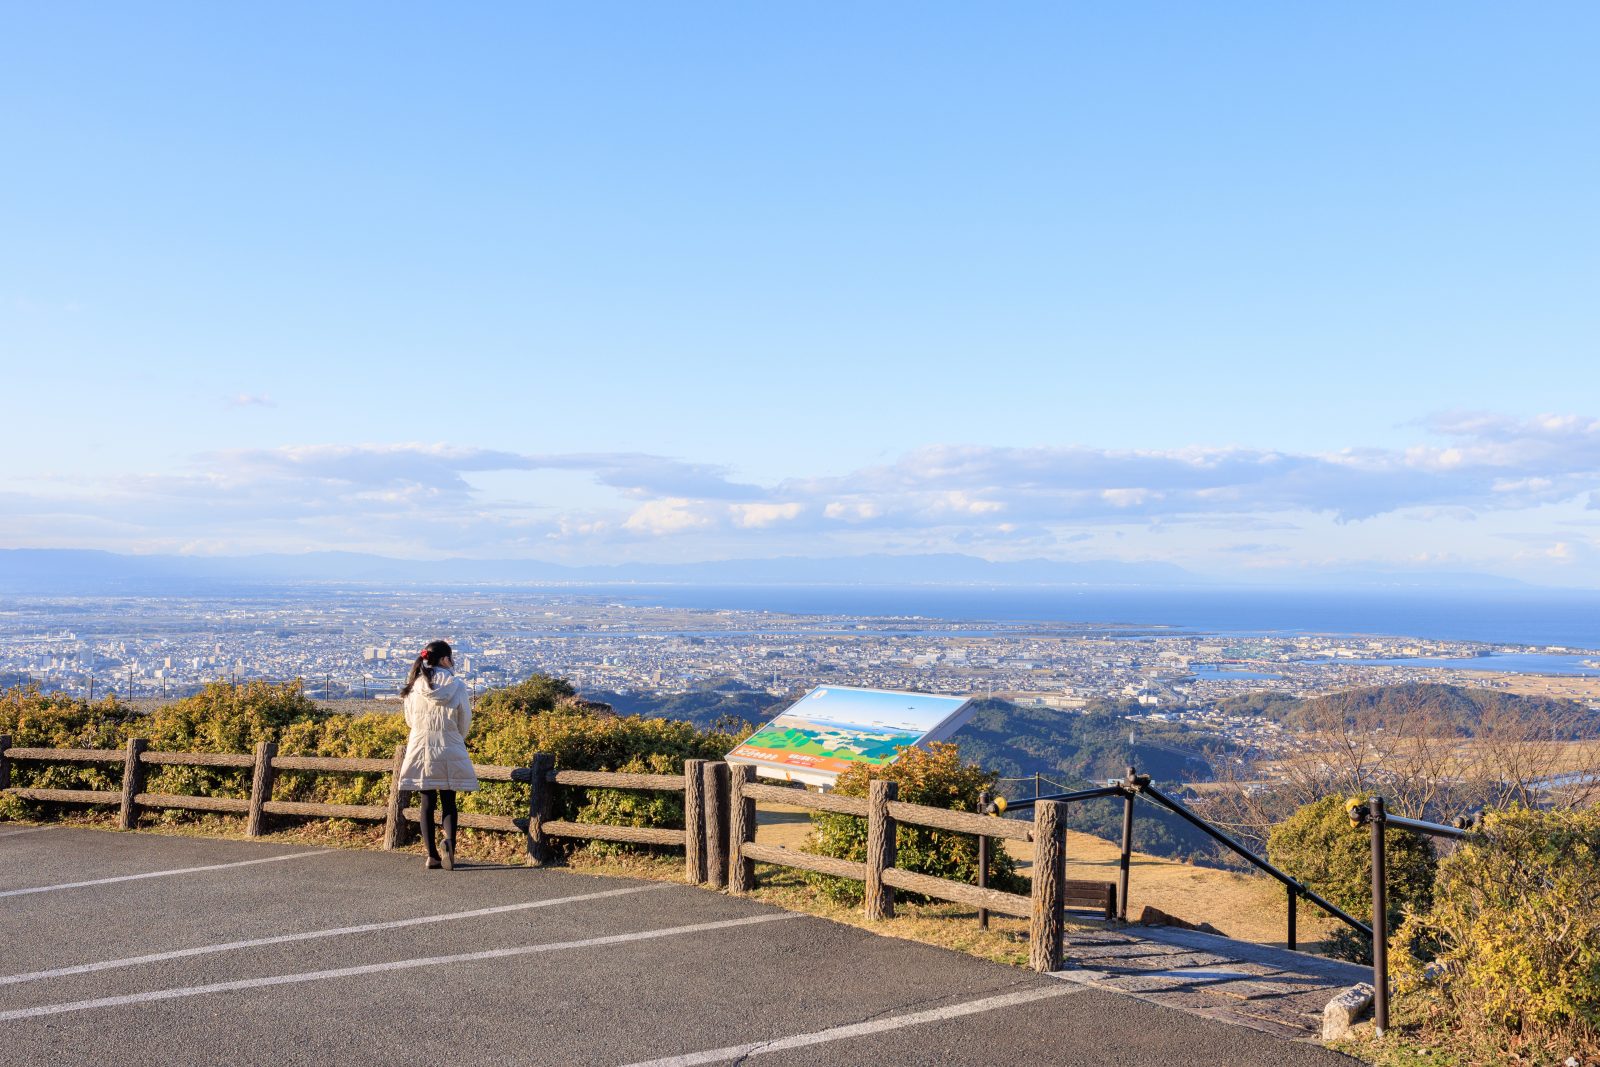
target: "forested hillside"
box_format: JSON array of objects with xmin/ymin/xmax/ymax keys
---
[
  {"xmin": 1218, "ymin": 682, "xmax": 1599, "ymax": 738},
  {"xmin": 587, "ymin": 684, "xmax": 788, "ymax": 732}
]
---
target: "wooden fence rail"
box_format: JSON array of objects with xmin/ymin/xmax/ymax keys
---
[
  {"xmin": 729, "ymin": 764, "xmax": 1070, "ymax": 971},
  {"xmin": 0, "ymin": 738, "xmax": 704, "ymax": 880},
  {"xmin": 1, "ymin": 738, "xmax": 1074, "ymax": 972}
]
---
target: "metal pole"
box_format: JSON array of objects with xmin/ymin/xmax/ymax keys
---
[
  {"xmin": 977, "ymin": 790, "xmax": 991, "ymax": 930},
  {"xmin": 1370, "ymin": 796, "xmax": 1389, "ymax": 1036},
  {"xmin": 1286, "ymin": 883, "xmax": 1297, "ymax": 951},
  {"xmin": 992, "ymin": 785, "xmax": 1127, "ymax": 812},
  {"xmin": 1034, "ymin": 772, "xmax": 1041, "ymax": 800},
  {"xmin": 1117, "ymin": 765, "xmax": 1136, "ymax": 922},
  {"xmin": 1385, "ymin": 812, "xmax": 1470, "ymax": 840}
]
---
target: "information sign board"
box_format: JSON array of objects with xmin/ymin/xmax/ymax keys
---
[{"xmin": 727, "ymin": 685, "xmax": 975, "ymax": 788}]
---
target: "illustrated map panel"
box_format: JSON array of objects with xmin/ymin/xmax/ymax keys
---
[{"xmin": 727, "ymin": 685, "xmax": 973, "ymax": 780}]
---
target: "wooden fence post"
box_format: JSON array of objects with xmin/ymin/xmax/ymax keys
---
[
  {"xmin": 524, "ymin": 752, "xmax": 555, "ymax": 866},
  {"xmin": 728, "ymin": 764, "xmax": 756, "ymax": 893},
  {"xmin": 702, "ymin": 761, "xmax": 730, "ymax": 890},
  {"xmin": 0, "ymin": 734, "xmax": 11, "ymax": 793},
  {"xmin": 684, "ymin": 759, "xmax": 707, "ymax": 884},
  {"xmin": 865, "ymin": 779, "xmax": 898, "ymax": 920},
  {"xmin": 246, "ymin": 740, "xmax": 277, "ymax": 837},
  {"xmin": 382, "ymin": 743, "xmax": 408, "ymax": 850},
  {"xmin": 977, "ymin": 790, "xmax": 991, "ymax": 929},
  {"xmin": 1030, "ymin": 798, "xmax": 1066, "ymax": 972},
  {"xmin": 117, "ymin": 737, "xmax": 148, "ymax": 830}
]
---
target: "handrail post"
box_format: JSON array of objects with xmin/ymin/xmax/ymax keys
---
[
  {"xmin": 1370, "ymin": 795, "xmax": 1389, "ymax": 1035},
  {"xmin": 684, "ymin": 759, "xmax": 707, "ymax": 884},
  {"xmin": 976, "ymin": 790, "xmax": 991, "ymax": 929},
  {"xmin": 702, "ymin": 761, "xmax": 730, "ymax": 890},
  {"xmin": 865, "ymin": 779, "xmax": 898, "ymax": 920},
  {"xmin": 118, "ymin": 737, "xmax": 147, "ymax": 830},
  {"xmin": 0, "ymin": 734, "xmax": 12, "ymax": 792},
  {"xmin": 382, "ymin": 743, "xmax": 408, "ymax": 850},
  {"xmin": 246, "ymin": 740, "xmax": 276, "ymax": 837},
  {"xmin": 1117, "ymin": 765, "xmax": 1136, "ymax": 922},
  {"xmin": 728, "ymin": 764, "xmax": 757, "ymax": 893},
  {"xmin": 524, "ymin": 752, "xmax": 555, "ymax": 865},
  {"xmin": 1286, "ymin": 883, "xmax": 1298, "ymax": 951},
  {"xmin": 1030, "ymin": 799, "xmax": 1066, "ymax": 972}
]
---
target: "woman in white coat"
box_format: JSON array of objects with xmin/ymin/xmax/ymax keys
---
[{"xmin": 397, "ymin": 639, "xmax": 478, "ymax": 870}]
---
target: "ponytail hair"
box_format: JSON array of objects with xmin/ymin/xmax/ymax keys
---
[{"xmin": 401, "ymin": 639, "xmax": 453, "ymax": 696}]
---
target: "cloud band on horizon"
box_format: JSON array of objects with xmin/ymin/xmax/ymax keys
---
[{"xmin": 6, "ymin": 412, "xmax": 1600, "ymax": 578}]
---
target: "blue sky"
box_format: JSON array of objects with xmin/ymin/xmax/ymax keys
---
[{"xmin": 3, "ymin": 4, "xmax": 1599, "ymax": 584}]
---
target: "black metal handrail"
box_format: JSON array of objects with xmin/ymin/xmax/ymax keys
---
[
  {"xmin": 1348, "ymin": 796, "xmax": 1478, "ymax": 1035},
  {"xmin": 983, "ymin": 766, "xmax": 1372, "ymax": 945},
  {"xmin": 991, "ymin": 784, "xmax": 1126, "ymax": 809},
  {"xmin": 1139, "ymin": 781, "xmax": 1372, "ymax": 937},
  {"xmin": 984, "ymin": 767, "xmax": 1481, "ymax": 1039}
]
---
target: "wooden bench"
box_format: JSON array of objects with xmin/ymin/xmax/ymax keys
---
[{"xmin": 1063, "ymin": 879, "xmax": 1117, "ymax": 920}]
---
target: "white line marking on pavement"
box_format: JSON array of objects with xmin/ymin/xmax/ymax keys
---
[
  {"xmin": 0, "ymin": 827, "xmax": 54, "ymax": 839},
  {"xmin": 0, "ymin": 912, "xmax": 797, "ymax": 1022},
  {"xmin": 0, "ymin": 883, "xmax": 668, "ymax": 987},
  {"xmin": 0, "ymin": 850, "xmax": 331, "ymax": 899},
  {"xmin": 618, "ymin": 985, "xmax": 1083, "ymax": 1067}
]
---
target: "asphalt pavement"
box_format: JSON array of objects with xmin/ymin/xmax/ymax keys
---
[{"xmin": 0, "ymin": 826, "xmax": 1357, "ymax": 1066}]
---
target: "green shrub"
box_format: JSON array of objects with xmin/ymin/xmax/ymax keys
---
[
  {"xmin": 1394, "ymin": 806, "xmax": 1600, "ymax": 1063},
  {"xmin": 473, "ymin": 674, "xmax": 577, "ymax": 717},
  {"xmin": 1266, "ymin": 795, "xmax": 1436, "ymax": 962},
  {"xmin": 0, "ymin": 678, "xmax": 743, "ymax": 849},
  {"xmin": 0, "ymin": 686, "xmax": 136, "ymax": 798},
  {"xmin": 805, "ymin": 742, "xmax": 1025, "ymax": 904}
]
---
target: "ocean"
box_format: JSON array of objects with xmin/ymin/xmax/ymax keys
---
[{"xmin": 548, "ymin": 584, "xmax": 1600, "ymax": 650}]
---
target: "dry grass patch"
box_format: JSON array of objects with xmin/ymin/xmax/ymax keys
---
[{"xmin": 753, "ymin": 802, "xmax": 1339, "ymax": 950}]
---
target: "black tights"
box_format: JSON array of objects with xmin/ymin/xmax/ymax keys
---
[{"xmin": 418, "ymin": 789, "xmax": 458, "ymax": 858}]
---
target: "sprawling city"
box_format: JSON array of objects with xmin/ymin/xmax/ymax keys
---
[{"xmin": 6, "ymin": 591, "xmax": 1597, "ymax": 727}]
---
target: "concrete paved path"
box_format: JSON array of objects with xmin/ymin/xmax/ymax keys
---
[
  {"xmin": 0, "ymin": 826, "xmax": 1357, "ymax": 1066},
  {"xmin": 1058, "ymin": 924, "xmax": 1369, "ymax": 1039}
]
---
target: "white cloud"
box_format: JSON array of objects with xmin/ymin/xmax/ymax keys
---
[
  {"xmin": 730, "ymin": 502, "xmax": 804, "ymax": 528},
  {"xmin": 622, "ymin": 498, "xmax": 712, "ymax": 535},
  {"xmin": 824, "ymin": 501, "xmax": 880, "ymax": 521}
]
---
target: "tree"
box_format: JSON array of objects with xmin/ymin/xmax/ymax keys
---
[
  {"xmin": 1195, "ymin": 684, "xmax": 1600, "ymax": 855},
  {"xmin": 472, "ymin": 673, "xmax": 577, "ymax": 717}
]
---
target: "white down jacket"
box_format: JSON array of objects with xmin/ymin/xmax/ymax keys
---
[{"xmin": 397, "ymin": 668, "xmax": 478, "ymax": 791}]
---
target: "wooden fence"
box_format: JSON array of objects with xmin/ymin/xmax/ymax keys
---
[
  {"xmin": 728, "ymin": 766, "xmax": 1072, "ymax": 970},
  {"xmin": 0, "ymin": 739, "xmax": 1076, "ymax": 972}
]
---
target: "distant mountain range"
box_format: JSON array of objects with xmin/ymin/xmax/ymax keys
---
[{"xmin": 0, "ymin": 548, "xmax": 1536, "ymax": 596}]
